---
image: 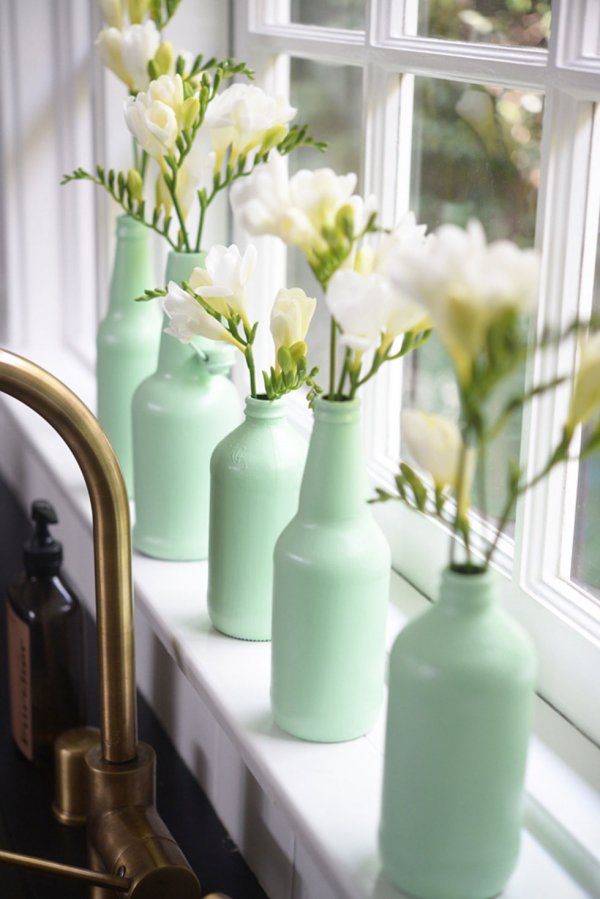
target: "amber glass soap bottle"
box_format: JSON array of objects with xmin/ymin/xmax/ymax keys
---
[{"xmin": 6, "ymin": 500, "xmax": 86, "ymax": 764}]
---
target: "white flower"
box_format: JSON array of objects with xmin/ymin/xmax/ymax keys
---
[
  {"xmin": 163, "ymin": 282, "xmax": 238, "ymax": 346},
  {"xmin": 96, "ymin": 21, "xmax": 159, "ymax": 91},
  {"xmin": 205, "ymin": 84, "xmax": 296, "ymax": 170},
  {"xmin": 326, "ymin": 270, "xmax": 428, "ymax": 354},
  {"xmin": 285, "ymin": 167, "xmax": 369, "ymax": 263},
  {"xmin": 567, "ymin": 332, "xmax": 600, "ymax": 432},
  {"xmin": 229, "ymin": 150, "xmax": 292, "ymax": 236},
  {"xmin": 390, "ymin": 219, "xmax": 539, "ymax": 382},
  {"xmin": 120, "ymin": 22, "xmax": 160, "ymax": 91},
  {"xmin": 187, "ymin": 244, "xmax": 257, "ymax": 326},
  {"xmin": 146, "ymin": 72, "xmax": 184, "ymax": 110},
  {"xmin": 402, "ymin": 409, "xmax": 475, "ymax": 516},
  {"xmin": 124, "ymin": 73, "xmax": 184, "ymax": 159},
  {"xmin": 270, "ymin": 288, "xmax": 316, "ymax": 355},
  {"xmin": 230, "ymin": 151, "xmax": 367, "ymax": 262},
  {"xmin": 325, "ymin": 214, "xmax": 429, "ymax": 353}
]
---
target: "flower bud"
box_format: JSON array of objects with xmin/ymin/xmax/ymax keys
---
[
  {"xmin": 182, "ymin": 95, "xmax": 200, "ymax": 133},
  {"xmin": 100, "ymin": 0, "xmax": 123, "ymax": 29},
  {"xmin": 260, "ymin": 123, "xmax": 288, "ymax": 156},
  {"xmin": 154, "ymin": 40, "xmax": 174, "ymax": 76},
  {"xmin": 277, "ymin": 346, "xmax": 294, "ymax": 373},
  {"xmin": 127, "ymin": 168, "xmax": 143, "ymax": 201},
  {"xmin": 289, "ymin": 340, "xmax": 307, "ymax": 363},
  {"xmin": 128, "ymin": 0, "xmax": 149, "ymax": 24}
]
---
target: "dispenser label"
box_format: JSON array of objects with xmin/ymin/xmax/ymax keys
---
[{"xmin": 7, "ymin": 604, "xmax": 33, "ymax": 760}]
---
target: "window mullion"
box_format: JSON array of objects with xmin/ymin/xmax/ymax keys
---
[{"xmin": 516, "ymin": 90, "xmax": 598, "ymax": 625}]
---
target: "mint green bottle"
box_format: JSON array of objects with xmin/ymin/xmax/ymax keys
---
[
  {"xmin": 96, "ymin": 215, "xmax": 160, "ymax": 497},
  {"xmin": 131, "ymin": 251, "xmax": 242, "ymax": 560},
  {"xmin": 208, "ymin": 396, "xmax": 307, "ymax": 641},
  {"xmin": 379, "ymin": 567, "xmax": 536, "ymax": 899},
  {"xmin": 271, "ymin": 397, "xmax": 390, "ymax": 742}
]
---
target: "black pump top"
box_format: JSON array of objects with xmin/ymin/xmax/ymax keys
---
[{"xmin": 23, "ymin": 500, "xmax": 63, "ymax": 576}]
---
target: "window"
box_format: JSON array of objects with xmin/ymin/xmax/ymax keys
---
[{"xmin": 234, "ymin": 0, "xmax": 600, "ymax": 747}]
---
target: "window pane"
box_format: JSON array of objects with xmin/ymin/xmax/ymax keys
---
[
  {"xmin": 571, "ymin": 230, "xmax": 600, "ymax": 598},
  {"xmin": 290, "ymin": 0, "xmax": 365, "ymax": 30},
  {"xmin": 288, "ymin": 59, "xmax": 363, "ymax": 384},
  {"xmin": 418, "ymin": 0, "xmax": 551, "ymax": 49},
  {"xmin": 402, "ymin": 78, "xmax": 543, "ymax": 523}
]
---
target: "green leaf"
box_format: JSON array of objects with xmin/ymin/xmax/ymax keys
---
[{"xmin": 399, "ymin": 463, "xmax": 428, "ymax": 512}]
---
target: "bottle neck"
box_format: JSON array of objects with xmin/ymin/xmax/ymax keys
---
[
  {"xmin": 244, "ymin": 395, "xmax": 287, "ymax": 425},
  {"xmin": 437, "ymin": 566, "xmax": 496, "ymax": 615},
  {"xmin": 157, "ymin": 250, "xmax": 206, "ymax": 373},
  {"xmin": 297, "ymin": 397, "xmax": 367, "ymax": 521},
  {"xmin": 108, "ymin": 215, "xmax": 153, "ymax": 312}
]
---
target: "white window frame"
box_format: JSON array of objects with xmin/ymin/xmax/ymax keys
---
[{"xmin": 233, "ymin": 0, "xmax": 600, "ymax": 748}]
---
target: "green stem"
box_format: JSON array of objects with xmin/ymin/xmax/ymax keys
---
[
  {"xmin": 195, "ymin": 192, "xmax": 208, "ymax": 252},
  {"xmin": 165, "ymin": 171, "xmax": 191, "ymax": 252},
  {"xmin": 336, "ymin": 349, "xmax": 352, "ymax": 400},
  {"xmin": 329, "ymin": 317, "xmax": 338, "ymax": 399},
  {"xmin": 451, "ymin": 439, "xmax": 472, "ymax": 569},
  {"xmin": 245, "ymin": 344, "xmax": 257, "ymax": 398},
  {"xmin": 140, "ymin": 150, "xmax": 148, "ymax": 185}
]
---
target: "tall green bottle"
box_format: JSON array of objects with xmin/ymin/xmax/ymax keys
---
[
  {"xmin": 271, "ymin": 397, "xmax": 390, "ymax": 742},
  {"xmin": 379, "ymin": 566, "xmax": 536, "ymax": 899},
  {"xmin": 208, "ymin": 395, "xmax": 307, "ymax": 641},
  {"xmin": 96, "ymin": 215, "xmax": 161, "ymax": 497},
  {"xmin": 131, "ymin": 251, "xmax": 242, "ymax": 561}
]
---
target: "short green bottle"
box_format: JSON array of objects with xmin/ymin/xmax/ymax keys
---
[
  {"xmin": 379, "ymin": 566, "xmax": 536, "ymax": 899},
  {"xmin": 96, "ymin": 215, "xmax": 161, "ymax": 497},
  {"xmin": 271, "ymin": 397, "xmax": 390, "ymax": 742},
  {"xmin": 208, "ymin": 395, "xmax": 307, "ymax": 641},
  {"xmin": 131, "ymin": 251, "xmax": 242, "ymax": 561}
]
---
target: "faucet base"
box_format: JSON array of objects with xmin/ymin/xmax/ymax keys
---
[{"xmin": 86, "ymin": 742, "xmax": 202, "ymax": 898}]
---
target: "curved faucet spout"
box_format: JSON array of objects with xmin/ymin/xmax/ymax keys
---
[{"xmin": 0, "ymin": 348, "xmax": 137, "ymax": 763}]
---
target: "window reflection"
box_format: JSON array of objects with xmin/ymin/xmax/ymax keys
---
[
  {"xmin": 417, "ymin": 0, "xmax": 551, "ymax": 49},
  {"xmin": 403, "ymin": 77, "xmax": 543, "ymax": 524}
]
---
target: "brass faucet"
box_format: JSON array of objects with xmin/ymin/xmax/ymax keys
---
[{"xmin": 0, "ymin": 348, "xmax": 208, "ymax": 898}]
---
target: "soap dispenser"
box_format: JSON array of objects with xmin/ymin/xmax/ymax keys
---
[{"xmin": 6, "ymin": 500, "xmax": 86, "ymax": 764}]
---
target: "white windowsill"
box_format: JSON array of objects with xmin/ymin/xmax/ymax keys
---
[{"xmin": 0, "ymin": 345, "xmax": 599, "ymax": 899}]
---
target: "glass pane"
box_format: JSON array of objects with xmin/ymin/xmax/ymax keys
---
[
  {"xmin": 418, "ymin": 0, "xmax": 551, "ymax": 49},
  {"xmin": 288, "ymin": 59, "xmax": 363, "ymax": 386},
  {"xmin": 402, "ymin": 78, "xmax": 543, "ymax": 525},
  {"xmin": 571, "ymin": 229, "xmax": 600, "ymax": 598},
  {"xmin": 290, "ymin": 0, "xmax": 365, "ymax": 30}
]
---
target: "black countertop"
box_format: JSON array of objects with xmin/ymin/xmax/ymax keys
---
[{"xmin": 0, "ymin": 475, "xmax": 268, "ymax": 898}]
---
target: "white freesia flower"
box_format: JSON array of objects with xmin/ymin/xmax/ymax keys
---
[
  {"xmin": 230, "ymin": 151, "xmax": 367, "ymax": 262},
  {"xmin": 124, "ymin": 73, "xmax": 184, "ymax": 159},
  {"xmin": 326, "ymin": 270, "xmax": 428, "ymax": 354},
  {"xmin": 205, "ymin": 84, "xmax": 296, "ymax": 171},
  {"xmin": 99, "ymin": 0, "xmax": 123, "ymax": 28},
  {"xmin": 566, "ymin": 332, "xmax": 600, "ymax": 432},
  {"xmin": 390, "ymin": 219, "xmax": 539, "ymax": 383},
  {"xmin": 163, "ymin": 282, "xmax": 238, "ymax": 346},
  {"xmin": 270, "ymin": 288, "xmax": 316, "ymax": 355},
  {"xmin": 229, "ymin": 150, "xmax": 292, "ymax": 236},
  {"xmin": 402, "ymin": 409, "xmax": 475, "ymax": 516},
  {"xmin": 325, "ymin": 214, "xmax": 429, "ymax": 353},
  {"xmin": 96, "ymin": 21, "xmax": 159, "ymax": 91},
  {"xmin": 121, "ymin": 22, "xmax": 160, "ymax": 91},
  {"xmin": 284, "ymin": 166, "xmax": 372, "ymax": 263},
  {"xmin": 187, "ymin": 244, "xmax": 257, "ymax": 326}
]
